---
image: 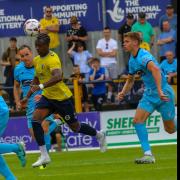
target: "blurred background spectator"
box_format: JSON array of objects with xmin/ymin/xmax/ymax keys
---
[
  {"xmin": 131, "ymin": 12, "xmax": 155, "ymax": 49},
  {"xmin": 157, "ymin": 20, "xmax": 176, "ymax": 62},
  {"xmin": 118, "ymin": 13, "xmax": 135, "ymax": 68},
  {"xmin": 65, "ymin": 16, "xmax": 88, "ymax": 65},
  {"xmin": 160, "ymin": 51, "xmax": 177, "ymax": 84},
  {"xmin": 159, "ymin": 4, "xmax": 177, "ymax": 32},
  {"xmin": 96, "ymin": 27, "xmax": 118, "ymax": 103},
  {"xmin": 89, "ymin": 58, "xmax": 106, "ymax": 111},
  {"xmin": 39, "ymin": 6, "xmax": 60, "ymax": 57},
  {"xmin": 67, "ymin": 41, "xmax": 92, "ymax": 81},
  {"xmin": 0, "ymin": 37, "xmax": 18, "ymax": 111}
]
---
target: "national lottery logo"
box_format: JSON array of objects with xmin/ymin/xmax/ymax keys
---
[{"xmin": 107, "ymin": 0, "xmax": 125, "ymax": 23}]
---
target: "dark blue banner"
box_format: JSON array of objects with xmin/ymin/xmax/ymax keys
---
[
  {"xmin": 0, "ymin": 0, "xmax": 103, "ymax": 37},
  {"xmin": 106, "ymin": 0, "xmax": 171, "ymax": 29}
]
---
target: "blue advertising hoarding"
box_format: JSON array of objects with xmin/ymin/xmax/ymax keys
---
[
  {"xmin": 0, "ymin": 0, "xmax": 103, "ymax": 37},
  {"xmin": 106, "ymin": 0, "xmax": 171, "ymax": 29},
  {"xmin": 0, "ymin": 112, "xmax": 100, "ymax": 151}
]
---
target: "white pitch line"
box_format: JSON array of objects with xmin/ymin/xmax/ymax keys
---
[{"xmin": 37, "ymin": 166, "xmax": 176, "ymax": 177}]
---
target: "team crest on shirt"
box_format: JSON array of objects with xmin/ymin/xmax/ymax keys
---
[
  {"xmin": 65, "ymin": 115, "xmax": 71, "ymax": 121},
  {"xmin": 136, "ymin": 70, "xmax": 145, "ymax": 76}
]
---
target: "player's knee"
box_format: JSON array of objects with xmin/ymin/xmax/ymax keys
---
[
  {"xmin": 33, "ymin": 112, "xmax": 42, "ymax": 121},
  {"xmin": 69, "ymin": 122, "xmax": 80, "ymax": 133},
  {"xmin": 164, "ymin": 127, "xmax": 176, "ymax": 134},
  {"xmin": 133, "ymin": 118, "xmax": 142, "ymax": 124}
]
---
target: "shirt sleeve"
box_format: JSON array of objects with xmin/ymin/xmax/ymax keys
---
[
  {"xmin": 101, "ymin": 67, "xmax": 105, "ymax": 75},
  {"xmin": 96, "ymin": 40, "xmax": 101, "ymax": 49},
  {"xmin": 48, "ymin": 55, "xmax": 61, "ymax": 71},
  {"xmin": 160, "ymin": 61, "xmax": 165, "ymax": 70},
  {"xmin": 39, "ymin": 19, "xmax": 45, "ymax": 29},
  {"xmin": 128, "ymin": 62, "xmax": 135, "ymax": 75},
  {"xmin": 14, "ymin": 66, "xmax": 20, "ymax": 82},
  {"xmin": 112, "ymin": 40, "xmax": 118, "ymax": 50},
  {"xmin": 79, "ymin": 26, "xmax": 87, "ymax": 36},
  {"xmin": 87, "ymin": 51, "xmax": 92, "ymax": 59},
  {"xmin": 149, "ymin": 24, "xmax": 155, "ymax": 36},
  {"xmin": 118, "ymin": 26, "xmax": 123, "ymax": 35},
  {"xmin": 131, "ymin": 23, "xmax": 136, "ymax": 32},
  {"xmin": 139, "ymin": 54, "xmax": 153, "ymax": 69},
  {"xmin": 70, "ymin": 51, "xmax": 76, "ymax": 58},
  {"xmin": 53, "ymin": 17, "xmax": 59, "ymax": 25},
  {"xmin": 89, "ymin": 69, "xmax": 93, "ymax": 76}
]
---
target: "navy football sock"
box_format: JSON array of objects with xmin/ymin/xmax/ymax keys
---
[
  {"xmin": 78, "ymin": 123, "xmax": 97, "ymax": 136},
  {"xmin": 32, "ymin": 121, "xmax": 45, "ymax": 146}
]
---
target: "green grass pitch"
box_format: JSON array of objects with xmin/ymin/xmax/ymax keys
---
[{"xmin": 1, "ymin": 144, "xmax": 177, "ymax": 180}]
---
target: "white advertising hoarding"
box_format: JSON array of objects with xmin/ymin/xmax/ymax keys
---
[{"xmin": 100, "ymin": 108, "xmax": 177, "ymax": 148}]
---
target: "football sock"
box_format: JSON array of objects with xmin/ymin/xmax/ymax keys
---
[
  {"xmin": 48, "ymin": 121, "xmax": 57, "ymax": 134},
  {"xmin": 134, "ymin": 123, "xmax": 151, "ymax": 154},
  {"xmin": 0, "ymin": 143, "xmax": 19, "ymax": 154},
  {"xmin": 44, "ymin": 134, "xmax": 51, "ymax": 152},
  {"xmin": 144, "ymin": 150, "xmax": 152, "ymax": 156},
  {"xmin": 32, "ymin": 121, "xmax": 45, "ymax": 146},
  {"xmin": 39, "ymin": 145, "xmax": 49, "ymax": 158},
  {"xmin": 78, "ymin": 123, "xmax": 97, "ymax": 136},
  {"xmin": 44, "ymin": 121, "xmax": 57, "ymax": 151},
  {"xmin": 0, "ymin": 155, "xmax": 16, "ymax": 180},
  {"xmin": 96, "ymin": 131, "xmax": 103, "ymax": 139}
]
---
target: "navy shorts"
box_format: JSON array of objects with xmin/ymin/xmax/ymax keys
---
[{"xmin": 36, "ymin": 96, "xmax": 77, "ymax": 125}]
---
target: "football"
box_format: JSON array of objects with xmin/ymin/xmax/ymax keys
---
[{"xmin": 23, "ymin": 19, "xmax": 40, "ymax": 36}]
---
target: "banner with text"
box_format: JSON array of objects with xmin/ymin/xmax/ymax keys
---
[
  {"xmin": 0, "ymin": 0, "xmax": 103, "ymax": 37},
  {"xmin": 106, "ymin": 0, "xmax": 171, "ymax": 29},
  {"xmin": 100, "ymin": 108, "xmax": 177, "ymax": 147},
  {"xmin": 0, "ymin": 112, "xmax": 100, "ymax": 151}
]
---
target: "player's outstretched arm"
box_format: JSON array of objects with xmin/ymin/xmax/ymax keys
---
[
  {"xmin": 147, "ymin": 61, "xmax": 169, "ymax": 101},
  {"xmin": 118, "ymin": 74, "xmax": 134, "ymax": 101},
  {"xmin": 13, "ymin": 80, "xmax": 21, "ymax": 111}
]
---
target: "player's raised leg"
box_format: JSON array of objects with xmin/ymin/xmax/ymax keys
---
[{"xmin": 48, "ymin": 98, "xmax": 107, "ymax": 153}]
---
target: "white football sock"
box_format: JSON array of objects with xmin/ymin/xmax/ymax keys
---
[
  {"xmin": 144, "ymin": 150, "xmax": 152, "ymax": 156},
  {"xmin": 39, "ymin": 145, "xmax": 49, "ymax": 157}
]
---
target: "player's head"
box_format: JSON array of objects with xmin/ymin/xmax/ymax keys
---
[
  {"xmin": 166, "ymin": 4, "xmax": 174, "ymax": 16},
  {"xmin": 103, "ymin": 26, "xmax": 111, "ymax": 40},
  {"xmin": 76, "ymin": 41, "xmax": 84, "ymax": 52},
  {"xmin": 9, "ymin": 37, "xmax": 17, "ymax": 48},
  {"xmin": 138, "ymin": 12, "xmax": 146, "ymax": 24},
  {"xmin": 126, "ymin": 13, "xmax": 134, "ymax": 25},
  {"xmin": 162, "ymin": 20, "xmax": 170, "ymax": 31},
  {"xmin": 18, "ymin": 45, "xmax": 33, "ymax": 67},
  {"xmin": 89, "ymin": 57, "xmax": 100, "ymax": 69},
  {"xmin": 123, "ymin": 32, "xmax": 141, "ymax": 52},
  {"xmin": 70, "ymin": 16, "xmax": 78, "ymax": 26},
  {"xmin": 165, "ymin": 51, "xmax": 174, "ymax": 63},
  {"xmin": 73, "ymin": 65, "xmax": 80, "ymax": 74},
  {"xmin": 44, "ymin": 6, "xmax": 53, "ymax": 18},
  {"xmin": 35, "ymin": 33, "xmax": 50, "ymax": 57}
]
